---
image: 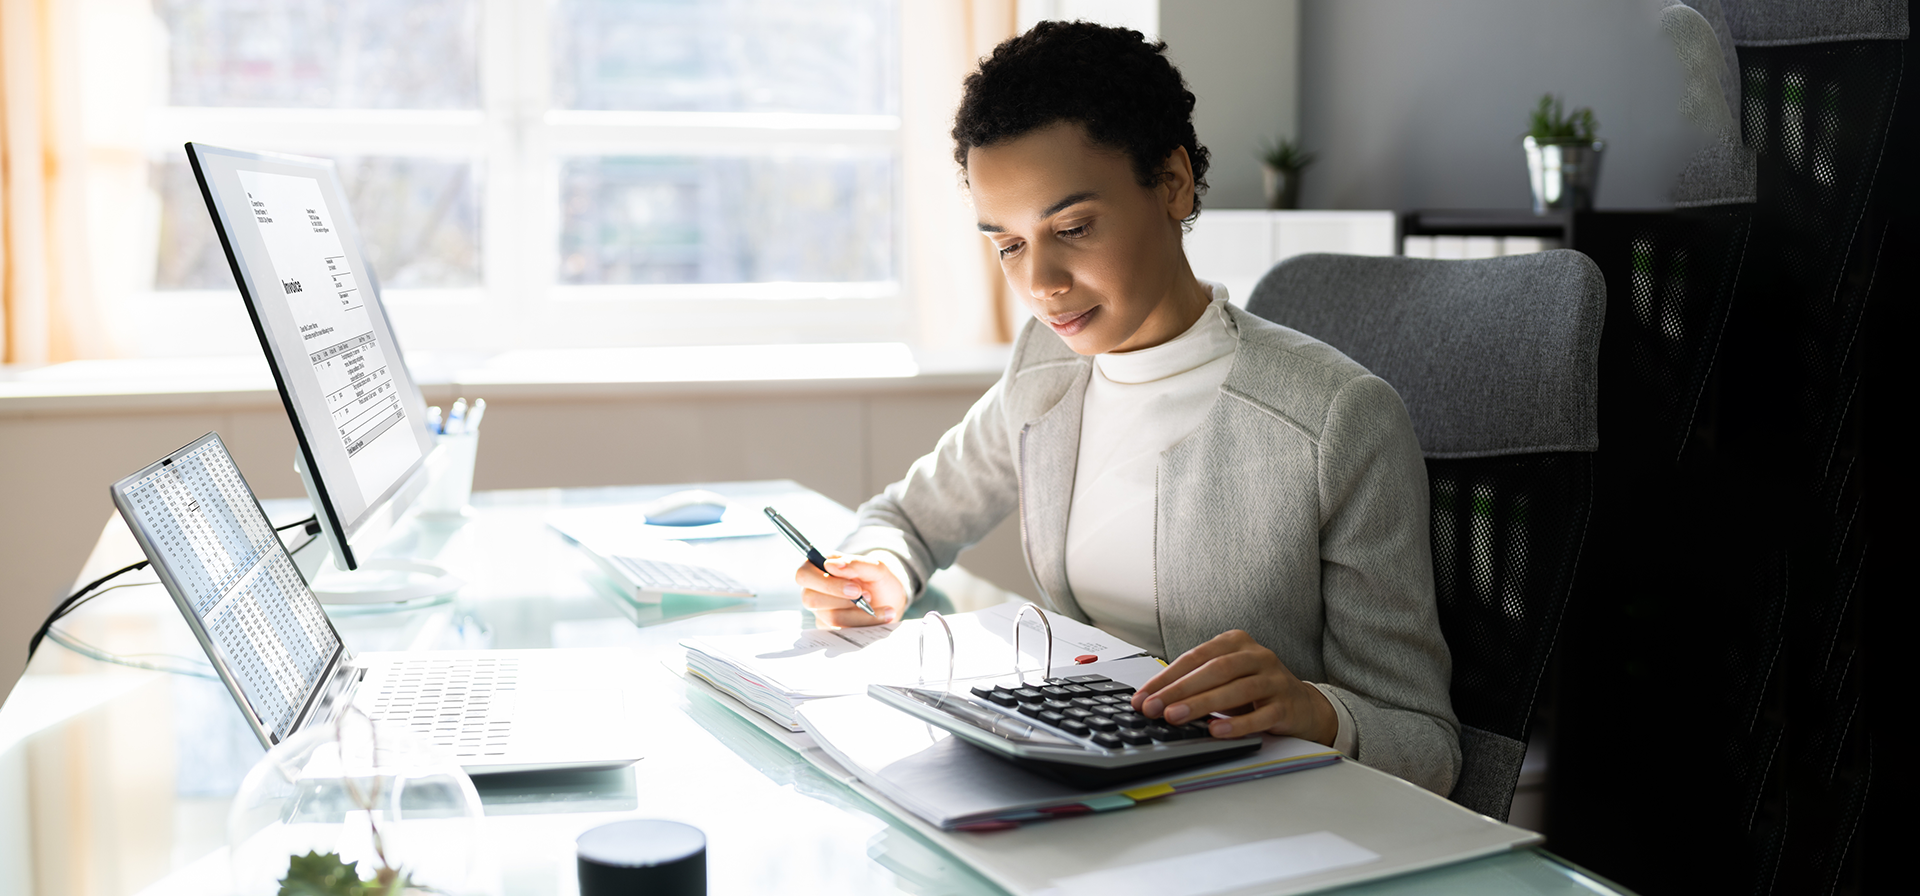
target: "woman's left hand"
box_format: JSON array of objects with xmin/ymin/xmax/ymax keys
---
[{"xmin": 1132, "ymin": 630, "xmax": 1339, "ymax": 745}]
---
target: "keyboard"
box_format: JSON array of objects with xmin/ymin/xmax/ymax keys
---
[
  {"xmin": 869, "ymin": 673, "xmax": 1262, "ymax": 788},
  {"xmin": 364, "ymin": 654, "xmax": 519, "ymax": 759},
  {"xmin": 610, "ymin": 555, "xmax": 753, "ymax": 599}
]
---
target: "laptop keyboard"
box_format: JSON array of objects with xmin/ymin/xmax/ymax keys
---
[
  {"xmin": 612, "ymin": 555, "xmax": 751, "ymax": 595},
  {"xmin": 367, "ymin": 655, "xmax": 518, "ymax": 758}
]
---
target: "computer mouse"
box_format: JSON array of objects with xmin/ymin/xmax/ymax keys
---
[{"xmin": 641, "ymin": 489, "xmax": 729, "ymax": 526}]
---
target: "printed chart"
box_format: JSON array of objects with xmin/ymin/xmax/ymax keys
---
[{"xmin": 123, "ymin": 440, "xmax": 340, "ymax": 740}]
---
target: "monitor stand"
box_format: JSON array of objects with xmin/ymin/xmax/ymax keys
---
[
  {"xmin": 293, "ymin": 449, "xmax": 465, "ymax": 605},
  {"xmin": 296, "ymin": 544, "xmax": 463, "ymax": 605}
]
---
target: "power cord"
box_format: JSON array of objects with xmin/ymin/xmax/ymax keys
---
[{"xmin": 24, "ymin": 514, "xmax": 321, "ymax": 669}]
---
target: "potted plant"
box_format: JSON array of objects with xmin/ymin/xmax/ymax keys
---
[
  {"xmin": 1258, "ymin": 137, "xmax": 1316, "ymax": 210},
  {"xmin": 1523, "ymin": 94, "xmax": 1604, "ymax": 214}
]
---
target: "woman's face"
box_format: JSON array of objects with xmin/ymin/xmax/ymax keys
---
[{"xmin": 968, "ymin": 121, "xmax": 1204, "ymax": 355}]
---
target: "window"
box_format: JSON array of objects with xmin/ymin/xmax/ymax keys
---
[{"xmin": 112, "ymin": 0, "xmax": 904, "ymax": 358}]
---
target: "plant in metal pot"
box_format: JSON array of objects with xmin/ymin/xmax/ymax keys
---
[
  {"xmin": 1523, "ymin": 94, "xmax": 1604, "ymax": 213},
  {"xmin": 1257, "ymin": 137, "xmax": 1316, "ymax": 210}
]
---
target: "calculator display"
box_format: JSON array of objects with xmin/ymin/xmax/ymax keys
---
[{"xmin": 117, "ymin": 434, "xmax": 341, "ymax": 741}]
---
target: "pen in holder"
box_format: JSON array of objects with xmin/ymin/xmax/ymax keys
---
[{"xmin": 418, "ymin": 399, "xmax": 483, "ymax": 518}]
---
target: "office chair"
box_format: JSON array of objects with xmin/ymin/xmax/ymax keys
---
[{"xmin": 1245, "ymin": 250, "xmax": 1605, "ymax": 822}]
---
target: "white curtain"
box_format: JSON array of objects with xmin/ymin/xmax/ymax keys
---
[{"xmin": 901, "ymin": 0, "xmax": 1021, "ymax": 347}]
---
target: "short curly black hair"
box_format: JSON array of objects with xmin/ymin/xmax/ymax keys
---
[{"xmin": 952, "ymin": 20, "xmax": 1210, "ymax": 223}]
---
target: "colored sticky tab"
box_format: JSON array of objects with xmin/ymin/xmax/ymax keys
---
[
  {"xmin": 1082, "ymin": 794, "xmax": 1136, "ymax": 812},
  {"xmin": 1120, "ymin": 783, "xmax": 1176, "ymax": 801}
]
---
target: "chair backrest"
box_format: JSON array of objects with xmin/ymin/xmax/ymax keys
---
[{"xmin": 1245, "ymin": 250, "xmax": 1606, "ymax": 821}]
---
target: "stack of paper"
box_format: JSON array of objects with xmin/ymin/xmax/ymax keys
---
[
  {"xmin": 793, "ymin": 657, "xmax": 1343, "ymax": 831},
  {"xmin": 682, "ymin": 602, "xmax": 1147, "ymax": 732}
]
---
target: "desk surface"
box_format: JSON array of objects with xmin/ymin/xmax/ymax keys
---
[{"xmin": 0, "ymin": 482, "xmax": 1633, "ymax": 896}]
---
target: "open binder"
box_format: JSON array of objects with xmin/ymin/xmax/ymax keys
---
[{"xmin": 795, "ymin": 606, "xmax": 1342, "ymax": 830}]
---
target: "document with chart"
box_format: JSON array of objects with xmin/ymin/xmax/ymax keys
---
[
  {"xmin": 115, "ymin": 435, "xmax": 342, "ymax": 742},
  {"xmin": 236, "ymin": 169, "xmax": 421, "ymax": 508}
]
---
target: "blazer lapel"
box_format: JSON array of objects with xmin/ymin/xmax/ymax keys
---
[{"xmin": 1019, "ymin": 363, "xmax": 1091, "ymax": 621}]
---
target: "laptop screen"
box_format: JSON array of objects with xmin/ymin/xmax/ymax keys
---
[{"xmin": 112, "ymin": 432, "xmax": 344, "ymax": 744}]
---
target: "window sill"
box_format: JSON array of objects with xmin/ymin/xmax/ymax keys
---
[{"xmin": 0, "ymin": 343, "xmax": 1010, "ymax": 417}]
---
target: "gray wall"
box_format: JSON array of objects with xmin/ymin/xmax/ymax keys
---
[
  {"xmin": 1162, "ymin": 0, "xmax": 1302, "ymax": 210},
  {"xmin": 1298, "ymin": 0, "xmax": 1699, "ymax": 210}
]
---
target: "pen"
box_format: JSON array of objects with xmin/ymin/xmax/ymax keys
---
[
  {"xmin": 465, "ymin": 397, "xmax": 486, "ymax": 432},
  {"xmin": 764, "ymin": 506, "xmax": 877, "ymax": 618},
  {"xmin": 445, "ymin": 397, "xmax": 468, "ymax": 435}
]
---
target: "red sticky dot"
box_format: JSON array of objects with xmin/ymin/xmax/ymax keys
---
[{"xmin": 1074, "ymin": 654, "xmax": 1098, "ymax": 665}]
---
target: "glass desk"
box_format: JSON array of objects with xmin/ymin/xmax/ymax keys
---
[{"xmin": 0, "ymin": 482, "xmax": 1635, "ymax": 896}]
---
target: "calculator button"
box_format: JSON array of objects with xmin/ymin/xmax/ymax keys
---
[
  {"xmin": 1064, "ymin": 707, "xmax": 1092, "ymax": 719},
  {"xmin": 1147, "ymin": 724, "xmax": 1182, "ymax": 742},
  {"xmin": 1084, "ymin": 715, "xmax": 1119, "ymax": 733},
  {"xmin": 1084, "ymin": 681, "xmax": 1134, "ymax": 695},
  {"xmin": 1061, "ymin": 684, "xmax": 1092, "ymax": 694},
  {"xmin": 1064, "ymin": 675, "xmax": 1109, "ymax": 683},
  {"xmin": 1059, "ymin": 719, "xmax": 1090, "ymax": 735},
  {"xmin": 1070, "ymin": 696, "xmax": 1103, "ymax": 708},
  {"xmin": 970, "ymin": 685, "xmax": 998, "ymax": 699},
  {"xmin": 1039, "ymin": 686, "xmax": 1073, "ymax": 698},
  {"xmin": 985, "ymin": 691, "xmax": 1019, "ymax": 707},
  {"xmin": 1111, "ymin": 711, "xmax": 1149, "ymax": 729},
  {"xmin": 1018, "ymin": 703, "xmax": 1046, "ymax": 718},
  {"xmin": 1043, "ymin": 698, "xmax": 1075, "ymax": 711},
  {"xmin": 1180, "ymin": 722, "xmax": 1213, "ymax": 738},
  {"xmin": 1038, "ymin": 710, "xmax": 1066, "ymax": 724},
  {"xmin": 1118, "ymin": 729, "xmax": 1152, "ymax": 746},
  {"xmin": 1011, "ymin": 688, "xmax": 1044, "ymax": 701},
  {"xmin": 1090, "ymin": 732, "xmax": 1123, "ymax": 749}
]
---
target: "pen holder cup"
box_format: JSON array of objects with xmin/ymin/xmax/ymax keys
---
[{"xmin": 418, "ymin": 430, "xmax": 479, "ymax": 518}]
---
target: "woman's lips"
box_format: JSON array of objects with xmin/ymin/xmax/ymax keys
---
[{"xmin": 1046, "ymin": 307, "xmax": 1096, "ymax": 337}]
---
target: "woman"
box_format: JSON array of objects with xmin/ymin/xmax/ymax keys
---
[{"xmin": 794, "ymin": 22, "xmax": 1460, "ymax": 794}]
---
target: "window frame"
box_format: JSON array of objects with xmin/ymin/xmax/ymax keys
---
[{"xmin": 129, "ymin": 0, "xmax": 910, "ymax": 357}]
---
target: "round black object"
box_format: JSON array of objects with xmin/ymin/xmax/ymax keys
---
[{"xmin": 577, "ymin": 820, "xmax": 706, "ymax": 895}]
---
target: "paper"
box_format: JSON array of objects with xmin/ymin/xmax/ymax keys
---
[
  {"xmin": 1038, "ymin": 832, "xmax": 1380, "ymax": 896},
  {"xmin": 686, "ymin": 601, "xmax": 1146, "ymax": 699},
  {"xmin": 237, "ymin": 170, "xmax": 419, "ymax": 506}
]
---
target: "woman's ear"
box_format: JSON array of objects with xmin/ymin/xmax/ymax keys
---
[{"xmin": 1158, "ymin": 145, "xmax": 1196, "ymax": 222}]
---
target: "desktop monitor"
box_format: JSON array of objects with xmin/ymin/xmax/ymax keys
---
[{"xmin": 186, "ymin": 143, "xmax": 436, "ymax": 575}]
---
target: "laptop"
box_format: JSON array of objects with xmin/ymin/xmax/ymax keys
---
[{"xmin": 110, "ymin": 432, "xmax": 645, "ymax": 773}]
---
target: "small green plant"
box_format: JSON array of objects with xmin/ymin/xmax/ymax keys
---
[
  {"xmin": 1527, "ymin": 94, "xmax": 1598, "ymax": 143},
  {"xmin": 278, "ymin": 850, "xmax": 418, "ymax": 896},
  {"xmin": 1258, "ymin": 136, "xmax": 1316, "ymax": 173}
]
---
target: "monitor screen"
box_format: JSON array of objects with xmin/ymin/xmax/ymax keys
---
[
  {"xmin": 111, "ymin": 433, "xmax": 345, "ymax": 745},
  {"xmin": 186, "ymin": 144, "xmax": 434, "ymax": 566}
]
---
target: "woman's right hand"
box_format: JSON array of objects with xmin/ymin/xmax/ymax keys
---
[{"xmin": 795, "ymin": 553, "xmax": 909, "ymax": 628}]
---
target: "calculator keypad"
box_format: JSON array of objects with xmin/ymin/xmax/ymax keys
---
[{"xmin": 965, "ymin": 674, "xmax": 1215, "ymax": 749}]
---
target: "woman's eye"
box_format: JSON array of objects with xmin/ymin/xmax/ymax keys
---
[
  {"xmin": 1058, "ymin": 224, "xmax": 1089, "ymax": 238},
  {"xmin": 998, "ymin": 242, "xmax": 1023, "ymax": 258}
]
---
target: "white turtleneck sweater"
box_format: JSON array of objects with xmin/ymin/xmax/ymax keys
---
[{"xmin": 1064, "ymin": 282, "xmax": 1355, "ymax": 755}]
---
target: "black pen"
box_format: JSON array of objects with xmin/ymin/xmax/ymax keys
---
[{"xmin": 764, "ymin": 506, "xmax": 877, "ymax": 618}]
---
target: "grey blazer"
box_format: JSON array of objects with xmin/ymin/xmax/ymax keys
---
[{"xmin": 841, "ymin": 304, "xmax": 1461, "ymax": 794}]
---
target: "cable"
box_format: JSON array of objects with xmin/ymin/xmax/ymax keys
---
[
  {"xmin": 26, "ymin": 559, "xmax": 150, "ymax": 665},
  {"xmin": 42, "ymin": 626, "xmax": 217, "ymax": 680},
  {"xmin": 26, "ymin": 515, "xmax": 322, "ymax": 670},
  {"xmin": 274, "ymin": 514, "xmax": 318, "ymax": 533}
]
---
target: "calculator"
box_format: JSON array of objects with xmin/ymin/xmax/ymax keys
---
[{"xmin": 868, "ymin": 672, "xmax": 1262, "ymax": 788}]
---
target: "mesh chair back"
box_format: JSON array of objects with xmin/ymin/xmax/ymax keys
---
[{"xmin": 1245, "ymin": 251, "xmax": 1605, "ymax": 821}]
